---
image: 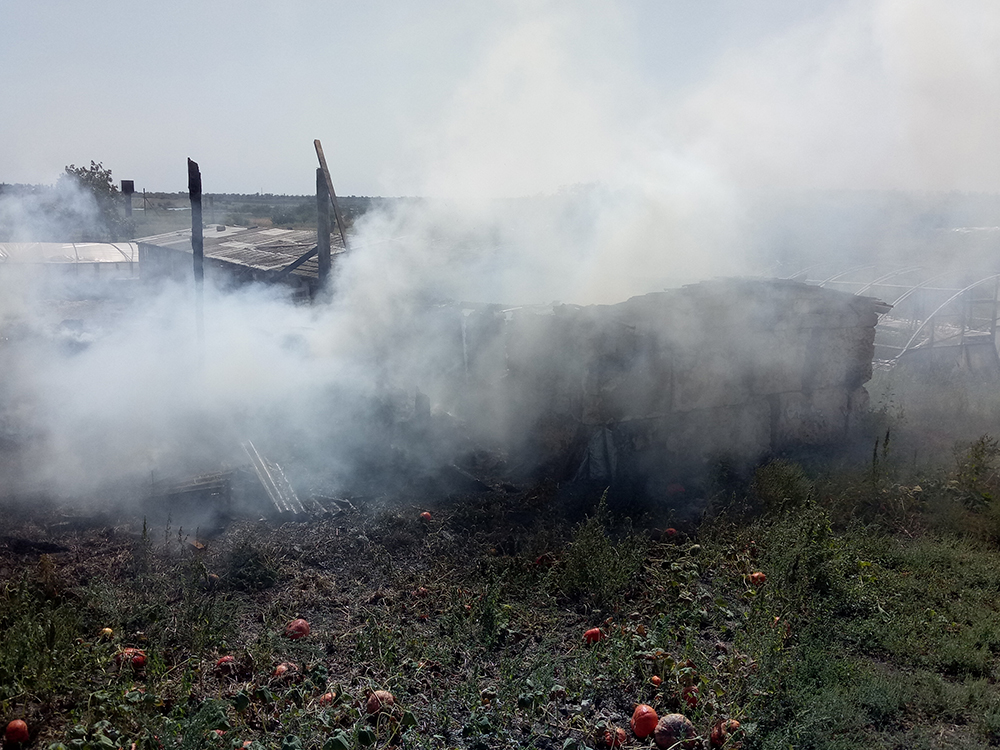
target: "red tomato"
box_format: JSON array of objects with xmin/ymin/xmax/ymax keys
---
[
  {"xmin": 284, "ymin": 619, "xmax": 310, "ymax": 639},
  {"xmin": 583, "ymin": 628, "xmax": 604, "ymax": 644},
  {"xmin": 710, "ymin": 719, "xmax": 741, "ymax": 747},
  {"xmin": 215, "ymin": 655, "xmax": 236, "ymax": 674},
  {"xmin": 116, "ymin": 648, "xmax": 147, "ymax": 669},
  {"xmin": 681, "ymin": 685, "xmax": 699, "ymax": 708},
  {"xmin": 366, "ymin": 690, "xmax": 395, "ymax": 714},
  {"xmin": 5, "ymin": 720, "xmax": 29, "ymax": 744},
  {"xmin": 603, "ymin": 726, "xmax": 626, "ymax": 748},
  {"xmin": 630, "ymin": 704, "xmax": 658, "ymax": 738}
]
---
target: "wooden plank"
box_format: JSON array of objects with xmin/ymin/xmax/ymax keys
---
[
  {"xmin": 241, "ymin": 440, "xmax": 305, "ymax": 514},
  {"xmin": 313, "ymin": 139, "xmax": 350, "ymax": 251},
  {"xmin": 273, "ymin": 246, "xmax": 318, "ymax": 280},
  {"xmin": 316, "ymin": 167, "xmax": 331, "ymax": 287}
]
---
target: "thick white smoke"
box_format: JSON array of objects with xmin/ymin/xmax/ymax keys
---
[
  {"xmin": 672, "ymin": 0, "xmax": 1000, "ymax": 193},
  {"xmin": 2, "ymin": 0, "xmax": 999, "ymax": 505},
  {"xmin": 0, "ymin": 179, "xmax": 108, "ymax": 243}
]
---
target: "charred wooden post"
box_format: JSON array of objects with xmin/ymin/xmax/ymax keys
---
[
  {"xmin": 188, "ymin": 158, "xmax": 204, "ymax": 349},
  {"xmin": 120, "ymin": 180, "xmax": 134, "ymax": 218},
  {"xmin": 188, "ymin": 159, "xmax": 203, "ymax": 282},
  {"xmin": 316, "ymin": 167, "xmax": 331, "ymax": 288}
]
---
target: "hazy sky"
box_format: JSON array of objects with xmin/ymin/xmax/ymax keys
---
[{"xmin": 2, "ymin": 0, "xmax": 999, "ymax": 196}]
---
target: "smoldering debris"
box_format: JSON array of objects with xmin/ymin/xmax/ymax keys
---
[
  {"xmin": 0, "ymin": 225, "xmax": 885, "ymax": 526},
  {"xmin": 298, "ymin": 277, "xmax": 884, "ymax": 521},
  {"xmin": 142, "ymin": 443, "xmax": 309, "ymax": 534},
  {"xmin": 392, "ymin": 279, "xmax": 886, "ymax": 491}
]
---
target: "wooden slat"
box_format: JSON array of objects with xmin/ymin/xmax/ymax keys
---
[{"xmin": 313, "ymin": 139, "xmax": 350, "ymax": 252}]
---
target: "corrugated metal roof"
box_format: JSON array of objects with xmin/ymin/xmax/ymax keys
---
[
  {"xmin": 136, "ymin": 225, "xmax": 345, "ymax": 279},
  {"xmin": 0, "ymin": 242, "xmax": 138, "ymax": 264}
]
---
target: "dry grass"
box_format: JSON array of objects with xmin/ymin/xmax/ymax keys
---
[{"xmin": 7, "ymin": 454, "xmax": 1000, "ymax": 749}]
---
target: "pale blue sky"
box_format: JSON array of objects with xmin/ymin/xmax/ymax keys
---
[{"xmin": 2, "ymin": 1, "xmax": 997, "ymax": 196}]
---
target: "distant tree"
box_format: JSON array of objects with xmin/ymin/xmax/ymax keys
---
[{"xmin": 58, "ymin": 161, "xmax": 129, "ymax": 240}]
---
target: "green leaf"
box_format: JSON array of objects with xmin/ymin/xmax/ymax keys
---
[
  {"xmin": 279, "ymin": 736, "xmax": 302, "ymax": 750},
  {"xmin": 356, "ymin": 728, "xmax": 377, "ymax": 747},
  {"xmin": 322, "ymin": 733, "xmax": 351, "ymax": 750}
]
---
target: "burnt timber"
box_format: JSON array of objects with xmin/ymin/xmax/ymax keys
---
[{"xmin": 137, "ymin": 225, "xmax": 347, "ymax": 298}]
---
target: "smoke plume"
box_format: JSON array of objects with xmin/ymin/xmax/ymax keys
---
[{"xmin": 3, "ymin": 0, "xmax": 1000, "ymax": 507}]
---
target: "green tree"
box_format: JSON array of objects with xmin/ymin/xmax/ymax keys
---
[{"xmin": 58, "ymin": 161, "xmax": 129, "ymax": 240}]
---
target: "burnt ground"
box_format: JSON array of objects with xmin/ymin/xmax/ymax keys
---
[
  {"xmin": 5, "ymin": 459, "xmax": 1000, "ymax": 750},
  {"xmin": 1, "ymin": 480, "xmax": 726, "ymax": 750}
]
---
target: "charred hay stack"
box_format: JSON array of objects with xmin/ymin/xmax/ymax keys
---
[{"xmin": 439, "ymin": 279, "xmax": 886, "ymax": 493}]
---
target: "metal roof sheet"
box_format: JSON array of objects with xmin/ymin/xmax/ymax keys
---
[
  {"xmin": 136, "ymin": 225, "xmax": 345, "ymax": 279},
  {"xmin": 0, "ymin": 242, "xmax": 138, "ymax": 264}
]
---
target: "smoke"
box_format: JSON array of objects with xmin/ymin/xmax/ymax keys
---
[
  {"xmin": 3, "ymin": 0, "xmax": 1000, "ymax": 507},
  {"xmin": 0, "ymin": 179, "xmax": 110, "ymax": 242},
  {"xmin": 373, "ymin": 2, "xmax": 751, "ymax": 303},
  {"xmin": 669, "ymin": 0, "xmax": 1000, "ymax": 193},
  {"xmin": 2, "ymin": 274, "xmax": 343, "ymax": 498},
  {"xmin": 364, "ymin": 0, "xmax": 1000, "ymax": 299}
]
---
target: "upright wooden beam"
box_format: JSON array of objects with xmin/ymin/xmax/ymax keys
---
[
  {"xmin": 188, "ymin": 158, "xmax": 204, "ymax": 350},
  {"xmin": 316, "ymin": 167, "xmax": 331, "ymax": 288},
  {"xmin": 313, "ymin": 139, "xmax": 350, "ymax": 251},
  {"xmin": 188, "ymin": 159, "xmax": 203, "ymax": 282}
]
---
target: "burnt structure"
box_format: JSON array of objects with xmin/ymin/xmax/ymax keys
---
[
  {"xmin": 434, "ymin": 279, "xmax": 887, "ymax": 486},
  {"xmin": 137, "ymin": 143, "xmax": 349, "ymax": 299},
  {"xmin": 136, "ymin": 225, "xmax": 346, "ymax": 298}
]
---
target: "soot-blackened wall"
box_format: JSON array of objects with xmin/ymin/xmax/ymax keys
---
[{"xmin": 448, "ymin": 279, "xmax": 884, "ymax": 486}]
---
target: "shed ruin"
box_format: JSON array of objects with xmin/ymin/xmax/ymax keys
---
[
  {"xmin": 428, "ymin": 279, "xmax": 888, "ymax": 488},
  {"xmin": 136, "ymin": 225, "xmax": 345, "ymax": 297}
]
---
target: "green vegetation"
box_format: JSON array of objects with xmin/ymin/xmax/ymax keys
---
[
  {"xmin": 5, "ymin": 452, "xmax": 1000, "ymax": 750},
  {"xmin": 10, "ymin": 376, "xmax": 1000, "ymax": 748},
  {"xmin": 59, "ymin": 162, "xmax": 130, "ymax": 241},
  {"xmin": 0, "ymin": 163, "xmax": 130, "ymax": 242}
]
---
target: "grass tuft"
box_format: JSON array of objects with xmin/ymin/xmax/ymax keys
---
[{"xmin": 552, "ymin": 491, "xmax": 648, "ymax": 608}]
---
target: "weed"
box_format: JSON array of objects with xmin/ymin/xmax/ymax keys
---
[
  {"xmin": 222, "ymin": 534, "xmax": 280, "ymax": 592},
  {"xmin": 131, "ymin": 518, "xmax": 154, "ymax": 578},
  {"xmin": 954, "ymin": 434, "xmax": 1000, "ymax": 508},
  {"xmin": 14, "ymin": 449, "xmax": 1000, "ymax": 750},
  {"xmin": 0, "ymin": 574, "xmax": 89, "ymax": 704},
  {"xmin": 36, "ymin": 554, "xmax": 60, "ymax": 599},
  {"xmin": 751, "ymin": 459, "xmax": 814, "ymax": 516},
  {"xmin": 553, "ymin": 492, "xmax": 648, "ymax": 608},
  {"xmin": 871, "ymin": 427, "xmax": 893, "ymax": 485}
]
